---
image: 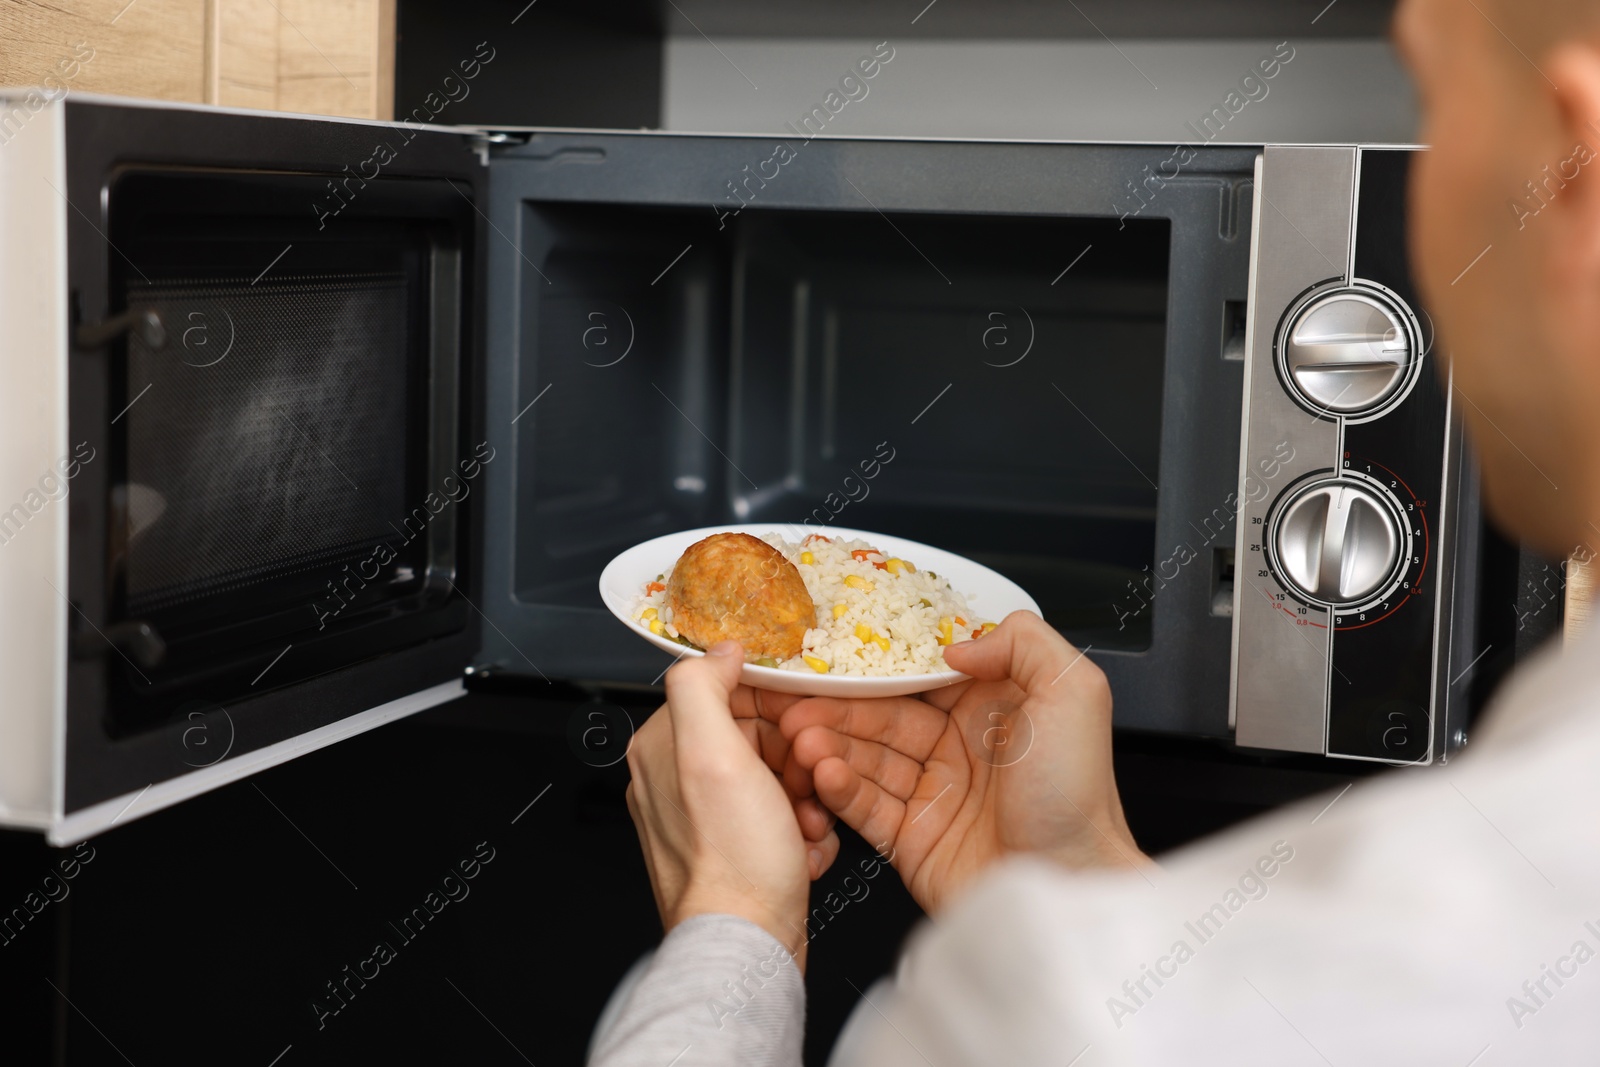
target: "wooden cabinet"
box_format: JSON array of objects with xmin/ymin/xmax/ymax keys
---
[
  {"xmin": 0, "ymin": 0, "xmax": 395, "ymax": 120},
  {"xmin": 1567, "ymin": 552, "xmax": 1595, "ymax": 647},
  {"xmin": 211, "ymin": 0, "xmax": 394, "ymax": 118}
]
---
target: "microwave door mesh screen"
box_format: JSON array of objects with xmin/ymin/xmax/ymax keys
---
[{"xmin": 121, "ymin": 274, "xmax": 412, "ymax": 613}]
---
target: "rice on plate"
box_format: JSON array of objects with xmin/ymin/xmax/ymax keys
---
[{"xmin": 632, "ymin": 531, "xmax": 993, "ymax": 676}]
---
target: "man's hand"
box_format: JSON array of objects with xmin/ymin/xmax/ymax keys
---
[
  {"xmin": 625, "ymin": 642, "xmax": 837, "ymax": 968},
  {"xmin": 778, "ymin": 611, "xmax": 1151, "ymax": 915}
]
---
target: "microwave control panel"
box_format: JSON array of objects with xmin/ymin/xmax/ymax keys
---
[{"xmin": 1230, "ymin": 146, "xmax": 1460, "ymax": 765}]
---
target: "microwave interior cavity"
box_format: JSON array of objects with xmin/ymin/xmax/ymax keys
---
[{"xmin": 511, "ymin": 203, "xmax": 1171, "ymax": 653}]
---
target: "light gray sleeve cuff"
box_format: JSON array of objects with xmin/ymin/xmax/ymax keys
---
[{"xmin": 588, "ymin": 913, "xmax": 806, "ymax": 1067}]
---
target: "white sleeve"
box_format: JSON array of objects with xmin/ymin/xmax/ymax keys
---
[
  {"xmin": 588, "ymin": 913, "xmax": 805, "ymax": 1067},
  {"xmin": 826, "ymin": 686, "xmax": 1600, "ymax": 1066},
  {"xmin": 822, "ymin": 635, "xmax": 1600, "ymax": 1066}
]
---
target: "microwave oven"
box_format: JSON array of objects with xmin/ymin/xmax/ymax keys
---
[{"xmin": 0, "ymin": 94, "xmax": 1517, "ymax": 844}]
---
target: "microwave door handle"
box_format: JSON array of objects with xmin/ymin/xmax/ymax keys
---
[
  {"xmin": 74, "ymin": 307, "xmax": 167, "ymax": 352},
  {"xmin": 70, "ymin": 618, "xmax": 167, "ymax": 669}
]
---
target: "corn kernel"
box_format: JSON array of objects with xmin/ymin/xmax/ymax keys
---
[
  {"xmin": 937, "ymin": 617, "xmax": 954, "ymax": 646},
  {"xmin": 649, "ymin": 619, "xmax": 665, "ymax": 636},
  {"xmin": 832, "ymin": 603, "xmax": 848, "ymax": 620},
  {"xmin": 803, "ymin": 654, "xmax": 830, "ymax": 673},
  {"xmin": 800, "ymin": 550, "xmax": 815, "ymax": 565},
  {"xmin": 844, "ymin": 574, "xmax": 874, "ymax": 592},
  {"xmin": 854, "ymin": 622, "xmax": 874, "ymax": 644},
  {"xmin": 639, "ymin": 607, "xmax": 658, "ymax": 621},
  {"xmin": 884, "ymin": 558, "xmax": 905, "ymax": 574},
  {"xmin": 873, "ymin": 634, "xmax": 891, "ymax": 652}
]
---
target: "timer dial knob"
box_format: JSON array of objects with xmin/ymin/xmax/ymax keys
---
[
  {"xmin": 1279, "ymin": 288, "xmax": 1418, "ymax": 415},
  {"xmin": 1271, "ymin": 479, "xmax": 1405, "ymax": 606}
]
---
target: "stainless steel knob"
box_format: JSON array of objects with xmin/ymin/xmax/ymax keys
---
[
  {"xmin": 1280, "ymin": 289, "xmax": 1415, "ymax": 414},
  {"xmin": 1272, "ymin": 480, "xmax": 1403, "ymax": 606}
]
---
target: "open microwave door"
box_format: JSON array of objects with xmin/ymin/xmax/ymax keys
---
[{"xmin": 0, "ymin": 95, "xmax": 486, "ymax": 844}]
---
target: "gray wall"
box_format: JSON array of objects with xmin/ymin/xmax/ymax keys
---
[{"xmin": 663, "ymin": 38, "xmax": 1418, "ymax": 144}]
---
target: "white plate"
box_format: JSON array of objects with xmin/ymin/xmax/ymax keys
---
[{"xmin": 598, "ymin": 524, "xmax": 1042, "ymax": 697}]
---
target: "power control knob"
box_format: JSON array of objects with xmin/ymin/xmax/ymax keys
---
[
  {"xmin": 1270, "ymin": 479, "xmax": 1405, "ymax": 607},
  {"xmin": 1278, "ymin": 286, "xmax": 1420, "ymax": 416}
]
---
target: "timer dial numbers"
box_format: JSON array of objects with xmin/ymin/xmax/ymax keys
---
[{"xmin": 1331, "ymin": 459, "xmax": 1429, "ymax": 629}]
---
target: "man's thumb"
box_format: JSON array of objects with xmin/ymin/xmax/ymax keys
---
[
  {"xmin": 940, "ymin": 611, "xmax": 1081, "ymax": 693},
  {"xmin": 663, "ymin": 641, "xmax": 746, "ymax": 750}
]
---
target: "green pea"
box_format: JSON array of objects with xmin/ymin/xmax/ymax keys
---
[{"xmin": 755, "ymin": 656, "xmax": 779, "ymax": 668}]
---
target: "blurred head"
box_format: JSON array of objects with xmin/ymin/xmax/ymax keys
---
[{"xmin": 1397, "ymin": 0, "xmax": 1600, "ymax": 557}]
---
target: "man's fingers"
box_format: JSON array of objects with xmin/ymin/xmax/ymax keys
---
[
  {"xmin": 735, "ymin": 717, "xmax": 796, "ymax": 775},
  {"xmin": 939, "ymin": 610, "xmax": 1100, "ymax": 696},
  {"xmin": 663, "ymin": 642, "xmax": 750, "ymax": 759},
  {"xmin": 783, "ymin": 747, "xmax": 815, "ymax": 802},
  {"xmin": 789, "ymin": 725, "xmax": 924, "ymax": 803},
  {"xmin": 759, "ymin": 689, "xmax": 809, "ymax": 722},
  {"xmin": 807, "ymin": 828, "xmax": 841, "ymax": 880},
  {"xmin": 915, "ymin": 676, "xmax": 977, "ymax": 713},
  {"xmin": 779, "ymin": 694, "xmax": 948, "ymax": 761},
  {"xmin": 755, "ymin": 718, "xmax": 790, "ymax": 774},
  {"xmin": 794, "ymin": 796, "xmax": 836, "ymax": 843},
  {"xmin": 729, "ymin": 684, "xmax": 762, "ymax": 720},
  {"xmin": 730, "ymin": 684, "xmax": 807, "ymax": 722},
  {"xmin": 812, "ymin": 755, "xmax": 907, "ymax": 853}
]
